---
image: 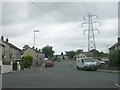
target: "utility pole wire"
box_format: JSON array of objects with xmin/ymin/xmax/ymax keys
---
[
  {"xmin": 51, "ymin": 3, "xmax": 69, "ymax": 20},
  {"xmin": 82, "ymin": 2, "xmax": 90, "ymax": 14},
  {"xmin": 31, "ymin": 2, "xmax": 81, "ymax": 33},
  {"xmin": 51, "ymin": 3, "xmax": 82, "ymax": 22},
  {"xmin": 31, "ymin": 2, "xmax": 62, "ymax": 22}
]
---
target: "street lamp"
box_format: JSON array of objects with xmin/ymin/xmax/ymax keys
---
[
  {"xmin": 33, "ymin": 30, "xmax": 40, "ymax": 70},
  {"xmin": 34, "ymin": 30, "xmax": 40, "ymax": 48}
]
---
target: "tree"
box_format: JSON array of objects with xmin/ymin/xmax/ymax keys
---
[
  {"xmin": 42, "ymin": 45, "xmax": 54, "ymax": 58},
  {"xmin": 65, "ymin": 50, "xmax": 76, "ymax": 59},
  {"xmin": 76, "ymin": 49, "xmax": 84, "ymax": 54},
  {"xmin": 90, "ymin": 49, "xmax": 99, "ymax": 57},
  {"xmin": 21, "ymin": 55, "xmax": 33, "ymax": 68},
  {"xmin": 53, "ymin": 55, "xmax": 58, "ymax": 61},
  {"xmin": 23, "ymin": 45, "xmax": 29, "ymax": 49},
  {"xmin": 109, "ymin": 49, "xmax": 119, "ymax": 66}
]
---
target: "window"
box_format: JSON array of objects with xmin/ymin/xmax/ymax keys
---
[{"xmin": 81, "ymin": 59, "xmax": 84, "ymax": 63}]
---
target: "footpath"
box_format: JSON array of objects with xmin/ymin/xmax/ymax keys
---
[{"xmin": 98, "ymin": 69, "xmax": 120, "ymax": 73}]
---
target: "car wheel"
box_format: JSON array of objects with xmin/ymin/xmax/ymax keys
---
[
  {"xmin": 84, "ymin": 66, "xmax": 87, "ymax": 71},
  {"xmin": 45, "ymin": 65, "xmax": 47, "ymax": 67},
  {"xmin": 94, "ymin": 68, "xmax": 97, "ymax": 71}
]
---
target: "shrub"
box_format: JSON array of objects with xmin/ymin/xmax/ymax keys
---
[
  {"xmin": 109, "ymin": 49, "xmax": 119, "ymax": 67},
  {"xmin": 21, "ymin": 55, "xmax": 33, "ymax": 68}
]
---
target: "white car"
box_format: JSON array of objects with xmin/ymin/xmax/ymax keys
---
[
  {"xmin": 76, "ymin": 57, "xmax": 97, "ymax": 71},
  {"xmin": 95, "ymin": 59, "xmax": 105, "ymax": 66}
]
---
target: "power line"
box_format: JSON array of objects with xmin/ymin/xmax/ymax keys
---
[
  {"xmin": 51, "ymin": 3, "xmax": 71, "ymax": 21},
  {"xmin": 31, "ymin": 2, "xmax": 81, "ymax": 31},
  {"xmin": 31, "ymin": 2, "xmax": 63, "ymax": 22},
  {"xmin": 82, "ymin": 2, "xmax": 90, "ymax": 14}
]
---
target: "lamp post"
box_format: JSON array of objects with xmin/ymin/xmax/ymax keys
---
[
  {"xmin": 34, "ymin": 30, "xmax": 40, "ymax": 48},
  {"xmin": 33, "ymin": 30, "xmax": 40, "ymax": 70}
]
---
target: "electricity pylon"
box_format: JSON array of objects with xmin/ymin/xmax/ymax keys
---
[{"xmin": 81, "ymin": 13, "xmax": 101, "ymax": 52}]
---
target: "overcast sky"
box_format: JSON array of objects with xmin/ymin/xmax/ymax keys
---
[{"xmin": 1, "ymin": 1, "xmax": 118, "ymax": 54}]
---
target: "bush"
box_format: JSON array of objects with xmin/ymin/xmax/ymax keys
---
[
  {"xmin": 109, "ymin": 49, "xmax": 119, "ymax": 67},
  {"xmin": 21, "ymin": 55, "xmax": 33, "ymax": 68}
]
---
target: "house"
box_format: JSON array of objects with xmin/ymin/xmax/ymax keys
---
[
  {"xmin": 109, "ymin": 37, "xmax": 120, "ymax": 51},
  {"xmin": 84, "ymin": 52, "xmax": 94, "ymax": 57},
  {"xmin": 0, "ymin": 42, "xmax": 4, "ymax": 73},
  {"xmin": 64, "ymin": 55, "xmax": 69, "ymax": 60},
  {"xmin": 22, "ymin": 45, "xmax": 45, "ymax": 67},
  {"xmin": 74, "ymin": 53, "xmax": 87, "ymax": 60},
  {"xmin": 57, "ymin": 55, "xmax": 63, "ymax": 60},
  {"xmin": 0, "ymin": 36, "xmax": 22, "ymax": 73},
  {"xmin": 56, "ymin": 54, "xmax": 69, "ymax": 61}
]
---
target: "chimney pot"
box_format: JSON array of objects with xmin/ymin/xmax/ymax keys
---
[
  {"xmin": 6, "ymin": 38, "xmax": 8, "ymax": 42},
  {"xmin": 1, "ymin": 36, "xmax": 4, "ymax": 41},
  {"xmin": 118, "ymin": 37, "xmax": 120, "ymax": 42},
  {"xmin": 36, "ymin": 48, "xmax": 37, "ymax": 50}
]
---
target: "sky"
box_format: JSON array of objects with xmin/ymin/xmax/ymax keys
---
[{"xmin": 1, "ymin": 1, "xmax": 119, "ymax": 54}]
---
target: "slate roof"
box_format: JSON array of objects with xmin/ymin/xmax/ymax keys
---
[
  {"xmin": 2, "ymin": 40, "xmax": 21, "ymax": 51},
  {"xmin": 109, "ymin": 39, "xmax": 120, "ymax": 50}
]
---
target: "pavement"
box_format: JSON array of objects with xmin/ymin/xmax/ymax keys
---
[{"xmin": 97, "ymin": 69, "xmax": 120, "ymax": 73}]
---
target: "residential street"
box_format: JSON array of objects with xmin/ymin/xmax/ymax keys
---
[{"xmin": 2, "ymin": 60, "xmax": 118, "ymax": 88}]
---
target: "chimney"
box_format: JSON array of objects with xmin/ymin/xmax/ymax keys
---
[
  {"xmin": 32, "ymin": 46, "xmax": 34, "ymax": 49},
  {"xmin": 1, "ymin": 36, "xmax": 4, "ymax": 41},
  {"xmin": 118, "ymin": 37, "xmax": 120, "ymax": 42},
  {"xmin": 36, "ymin": 48, "xmax": 38, "ymax": 50},
  {"xmin": 6, "ymin": 38, "xmax": 9, "ymax": 42}
]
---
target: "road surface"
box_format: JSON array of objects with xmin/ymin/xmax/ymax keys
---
[{"xmin": 2, "ymin": 60, "xmax": 119, "ymax": 88}]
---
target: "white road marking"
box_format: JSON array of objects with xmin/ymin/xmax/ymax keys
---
[{"xmin": 115, "ymin": 83, "xmax": 120, "ymax": 88}]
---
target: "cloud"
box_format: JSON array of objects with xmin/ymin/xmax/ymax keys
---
[
  {"xmin": 2, "ymin": 2, "xmax": 29, "ymax": 25},
  {"xmin": 1, "ymin": 2, "xmax": 118, "ymax": 54}
]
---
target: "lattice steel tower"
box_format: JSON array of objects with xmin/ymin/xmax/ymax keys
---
[{"xmin": 81, "ymin": 13, "xmax": 101, "ymax": 52}]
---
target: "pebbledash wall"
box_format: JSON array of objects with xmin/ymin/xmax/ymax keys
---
[
  {"xmin": 1, "ymin": 62, "xmax": 13, "ymax": 74},
  {"xmin": 0, "ymin": 36, "xmax": 22, "ymax": 74},
  {"xmin": 1, "ymin": 61, "xmax": 21, "ymax": 74}
]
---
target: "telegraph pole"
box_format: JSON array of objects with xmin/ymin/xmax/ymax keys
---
[{"xmin": 81, "ymin": 13, "xmax": 101, "ymax": 52}]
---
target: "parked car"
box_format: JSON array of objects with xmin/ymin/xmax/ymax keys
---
[
  {"xmin": 76, "ymin": 57, "xmax": 97, "ymax": 71},
  {"xmin": 44, "ymin": 60, "xmax": 54, "ymax": 67},
  {"xmin": 95, "ymin": 59, "xmax": 105, "ymax": 66}
]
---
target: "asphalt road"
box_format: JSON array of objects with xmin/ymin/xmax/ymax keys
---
[{"xmin": 2, "ymin": 60, "xmax": 119, "ymax": 88}]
